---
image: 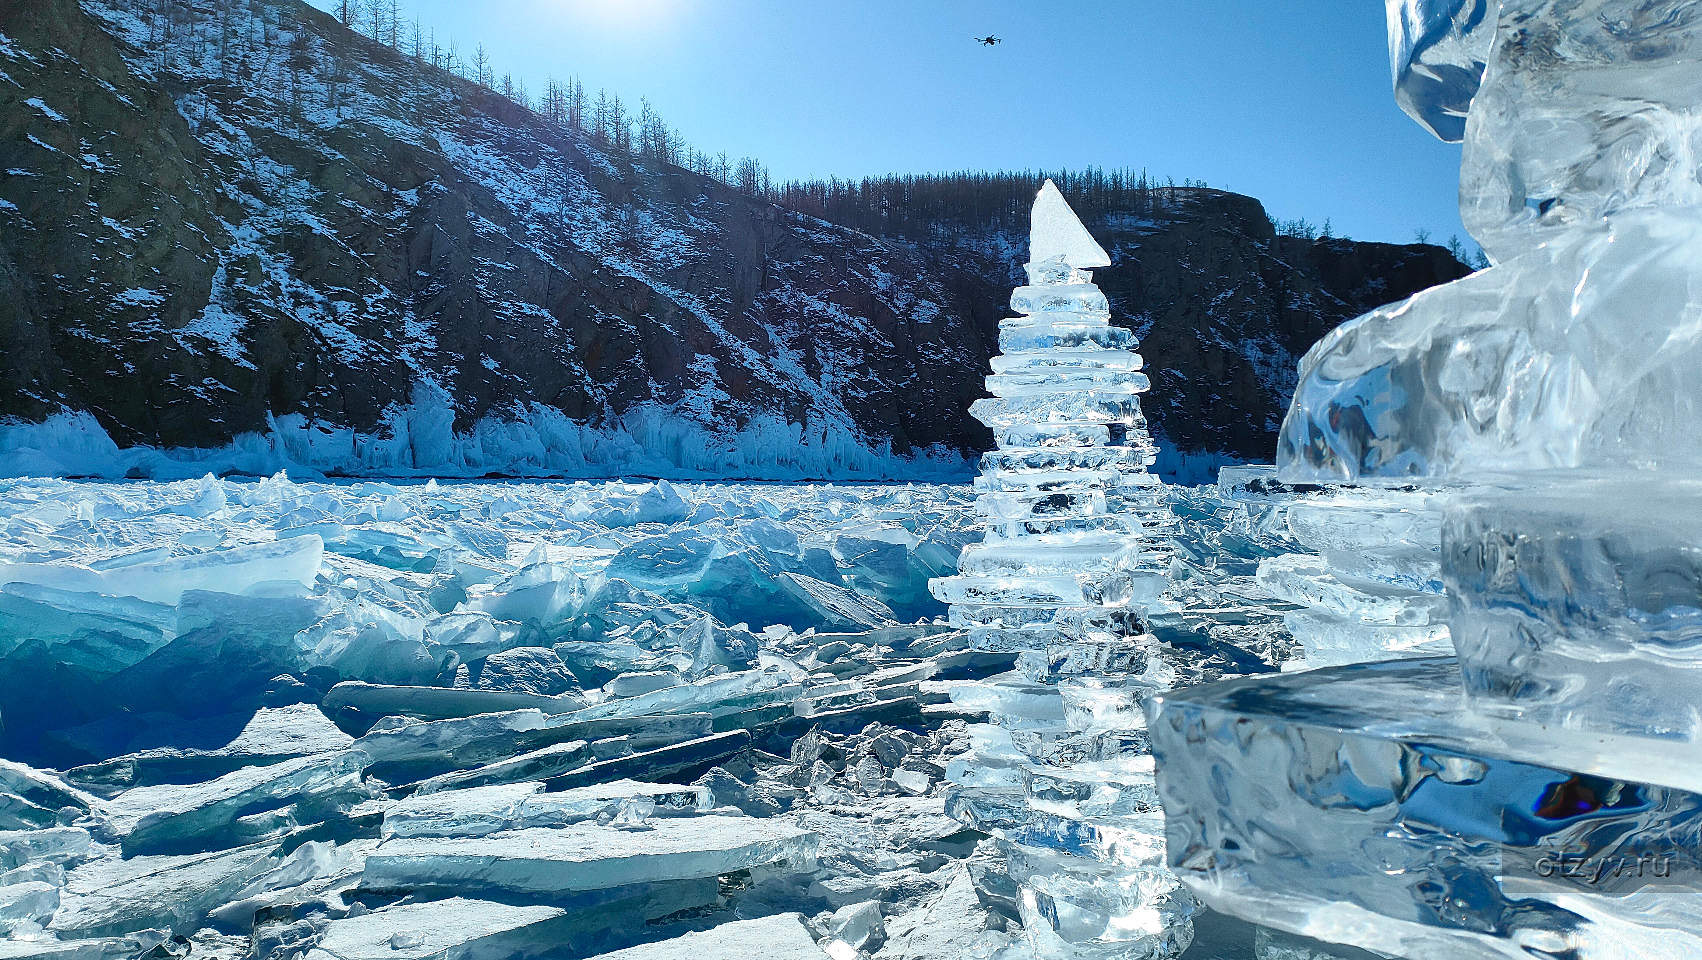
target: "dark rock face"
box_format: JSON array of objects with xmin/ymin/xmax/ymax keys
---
[
  {"xmin": 1093, "ymin": 193, "xmax": 1471, "ymax": 458},
  {"xmin": 0, "ymin": 0, "xmax": 1466, "ymax": 475}
]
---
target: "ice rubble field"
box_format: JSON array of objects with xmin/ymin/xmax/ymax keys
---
[
  {"xmin": 0, "ymin": 475, "xmax": 1010, "ymax": 959},
  {"xmin": 0, "ymin": 473, "xmax": 1342, "ymax": 959},
  {"xmin": 0, "ymin": 476, "xmax": 980, "ymax": 761}
]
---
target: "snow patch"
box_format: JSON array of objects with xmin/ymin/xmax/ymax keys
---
[
  {"xmin": 25, "ymin": 97, "xmax": 67, "ymax": 122},
  {"xmin": 112, "ymin": 287, "xmax": 166, "ymax": 307}
]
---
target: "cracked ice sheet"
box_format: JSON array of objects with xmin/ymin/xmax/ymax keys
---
[
  {"xmin": 303, "ymin": 898, "xmax": 565, "ymax": 960},
  {"xmin": 585, "ymin": 913, "xmax": 830, "ymax": 960},
  {"xmin": 362, "ymin": 816, "xmax": 817, "ymax": 894}
]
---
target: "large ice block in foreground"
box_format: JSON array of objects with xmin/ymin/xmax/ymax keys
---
[
  {"xmin": 1147, "ymin": 657, "xmax": 1702, "ymax": 960},
  {"xmin": 1280, "ymin": 2, "xmax": 1702, "ymax": 483},
  {"xmin": 1444, "ymin": 472, "xmax": 1702, "ymax": 743}
]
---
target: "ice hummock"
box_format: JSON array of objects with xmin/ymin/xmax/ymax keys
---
[{"xmin": 0, "ymin": 475, "xmax": 1059, "ymax": 958}]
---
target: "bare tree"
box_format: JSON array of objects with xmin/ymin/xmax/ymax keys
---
[
  {"xmin": 471, "ymin": 43, "xmax": 493, "ymax": 87},
  {"xmin": 606, "ymin": 93, "xmax": 628, "ymax": 152},
  {"xmin": 592, "ymin": 88, "xmax": 610, "ymax": 142},
  {"xmin": 287, "ymin": 28, "xmax": 315, "ymax": 117},
  {"xmin": 567, "ymin": 77, "xmax": 586, "ymax": 130}
]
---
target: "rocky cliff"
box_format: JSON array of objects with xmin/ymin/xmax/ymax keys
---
[{"xmin": 0, "ymin": 0, "xmax": 1468, "ymax": 478}]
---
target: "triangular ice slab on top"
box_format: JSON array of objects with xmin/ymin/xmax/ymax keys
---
[{"xmin": 1030, "ymin": 179, "xmax": 1110, "ymax": 269}]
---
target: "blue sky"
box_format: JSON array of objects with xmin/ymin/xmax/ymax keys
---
[{"xmin": 309, "ymin": 0, "xmax": 1469, "ymax": 248}]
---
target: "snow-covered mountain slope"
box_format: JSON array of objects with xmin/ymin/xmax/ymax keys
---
[{"xmin": 0, "ymin": 0, "xmax": 1466, "ymax": 479}]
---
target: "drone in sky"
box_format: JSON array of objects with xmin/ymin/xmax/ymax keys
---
[{"xmin": 975, "ymin": 35, "xmax": 1002, "ymax": 46}]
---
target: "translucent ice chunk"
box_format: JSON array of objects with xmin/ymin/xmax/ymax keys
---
[
  {"xmin": 0, "ymin": 880, "xmax": 58, "ymax": 936},
  {"xmin": 381, "ymin": 782, "xmax": 543, "ymax": 838},
  {"xmin": 971, "ymin": 395, "xmax": 1147, "ymax": 429},
  {"xmin": 1146, "ymin": 657, "xmax": 1702, "ymax": 959},
  {"xmin": 980, "ymin": 446, "xmax": 1158, "ymax": 475},
  {"xmin": 1030, "ymin": 179, "xmax": 1111, "ymax": 270},
  {"xmin": 990, "ymin": 349, "xmax": 1144, "ymax": 375},
  {"xmin": 1387, "ymin": 0, "xmax": 1494, "ymax": 142},
  {"xmin": 999, "ymin": 319, "xmax": 1138, "ymax": 353},
  {"xmin": 1281, "ymin": 1, "xmax": 1702, "ymax": 481},
  {"xmin": 985, "ymin": 369, "xmax": 1151, "ymax": 397},
  {"xmin": 1461, "ymin": 1, "xmax": 1702, "ymax": 260},
  {"xmin": 1011, "ymin": 284, "xmax": 1110, "ymax": 316},
  {"xmin": 103, "ymin": 751, "xmax": 368, "ymax": 855},
  {"xmin": 68, "ymin": 703, "xmax": 354, "ymax": 790},
  {"xmin": 1444, "ymin": 472, "xmax": 1702, "ymax": 742}
]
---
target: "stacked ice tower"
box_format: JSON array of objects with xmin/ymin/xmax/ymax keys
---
[
  {"xmin": 930, "ymin": 181, "xmax": 1195, "ymax": 959},
  {"xmin": 1146, "ymin": 2, "xmax": 1702, "ymax": 958}
]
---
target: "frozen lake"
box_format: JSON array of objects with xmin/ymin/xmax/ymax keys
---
[{"xmin": 0, "ymin": 475, "xmax": 1304, "ymax": 958}]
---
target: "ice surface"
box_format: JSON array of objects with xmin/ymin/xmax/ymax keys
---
[
  {"xmin": 363, "ymin": 816, "xmax": 816, "ymax": 894},
  {"xmin": 584, "ymin": 913, "xmax": 830, "ymax": 960},
  {"xmin": 302, "ymin": 898, "xmax": 565, "ymax": 960}
]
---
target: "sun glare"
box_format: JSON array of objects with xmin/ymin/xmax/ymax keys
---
[{"xmin": 561, "ymin": 0, "xmax": 676, "ymax": 26}]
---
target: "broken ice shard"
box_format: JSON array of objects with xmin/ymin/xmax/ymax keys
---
[
  {"xmin": 302, "ymin": 898, "xmax": 567, "ymax": 960},
  {"xmin": 1386, "ymin": 0, "xmax": 1493, "ymax": 142}
]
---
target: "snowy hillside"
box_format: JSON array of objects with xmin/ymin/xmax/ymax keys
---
[{"xmin": 0, "ymin": 0, "xmax": 1465, "ymax": 480}]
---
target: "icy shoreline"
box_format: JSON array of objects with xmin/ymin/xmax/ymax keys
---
[
  {"xmin": 0, "ymin": 402, "xmax": 976, "ymax": 485},
  {"xmin": 0, "ymin": 407, "xmax": 1240, "ymax": 486}
]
